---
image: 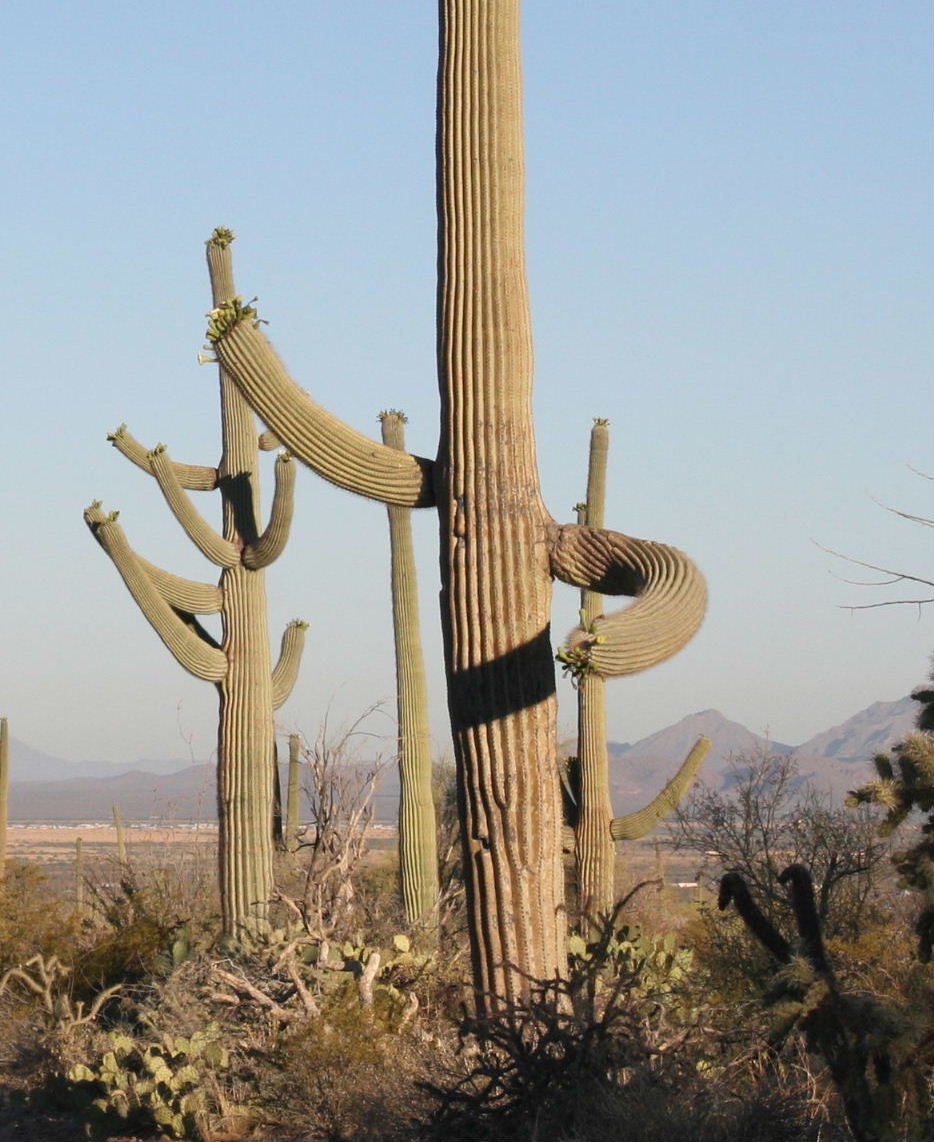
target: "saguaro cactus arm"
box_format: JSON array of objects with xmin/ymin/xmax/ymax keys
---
[
  {"xmin": 134, "ymin": 555, "xmax": 223, "ymax": 613},
  {"xmin": 610, "ymin": 736, "xmax": 712, "ymax": 840},
  {"xmin": 550, "ymin": 523, "xmax": 707, "ymax": 678},
  {"xmin": 242, "ymin": 451, "xmax": 297, "ymax": 570},
  {"xmin": 207, "ymin": 312, "xmax": 436, "ymax": 509},
  {"xmin": 108, "ymin": 424, "xmax": 218, "ymax": 491},
  {"xmin": 146, "ymin": 445, "xmax": 239, "ymax": 567},
  {"xmin": 84, "ymin": 503, "xmax": 227, "ymax": 682},
  {"xmin": 271, "ymin": 619, "xmax": 309, "ymax": 710}
]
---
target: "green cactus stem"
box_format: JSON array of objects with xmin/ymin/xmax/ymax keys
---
[
  {"xmin": 285, "ymin": 733, "xmax": 301, "ymax": 853},
  {"xmin": 112, "ymin": 803, "xmax": 127, "ymax": 865},
  {"xmin": 209, "ymin": 2, "xmax": 707, "ymax": 1008},
  {"xmin": 84, "ymin": 232, "xmax": 307, "ymax": 939},
  {"xmin": 379, "ymin": 410, "xmax": 439, "ymax": 924},
  {"xmin": 0, "ymin": 717, "xmax": 8, "ymax": 878},
  {"xmin": 75, "ymin": 836, "xmax": 86, "ymax": 918}
]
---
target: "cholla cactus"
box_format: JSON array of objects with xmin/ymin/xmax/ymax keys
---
[
  {"xmin": 720, "ymin": 864, "xmax": 925, "ymax": 1142},
  {"xmin": 206, "ymin": 4, "xmax": 706, "ymax": 1007},
  {"xmin": 84, "ymin": 230, "xmax": 307, "ymax": 938},
  {"xmin": 379, "ymin": 410, "xmax": 439, "ymax": 924},
  {"xmin": 847, "ymin": 691, "xmax": 934, "ymax": 962}
]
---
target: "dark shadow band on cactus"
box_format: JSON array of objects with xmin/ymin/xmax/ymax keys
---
[{"xmin": 446, "ymin": 628, "xmax": 558, "ymax": 730}]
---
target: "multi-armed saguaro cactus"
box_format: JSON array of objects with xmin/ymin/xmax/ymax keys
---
[
  {"xmin": 206, "ymin": 2, "xmax": 706, "ymax": 1007},
  {"xmin": 379, "ymin": 410, "xmax": 439, "ymax": 924},
  {"xmin": 565, "ymin": 420, "xmax": 711, "ymax": 924},
  {"xmin": 84, "ymin": 229, "xmax": 307, "ymax": 938}
]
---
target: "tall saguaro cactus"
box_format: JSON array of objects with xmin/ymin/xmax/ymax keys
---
[
  {"xmin": 84, "ymin": 229, "xmax": 307, "ymax": 938},
  {"xmin": 207, "ymin": 2, "xmax": 706, "ymax": 1007},
  {"xmin": 379, "ymin": 411, "xmax": 439, "ymax": 924},
  {"xmin": 568, "ymin": 421, "xmax": 711, "ymax": 923}
]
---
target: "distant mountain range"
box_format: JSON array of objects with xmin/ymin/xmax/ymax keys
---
[{"xmin": 6, "ymin": 696, "xmax": 921, "ymax": 823}]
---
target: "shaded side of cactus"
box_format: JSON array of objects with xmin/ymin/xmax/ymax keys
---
[
  {"xmin": 380, "ymin": 410, "xmax": 439, "ymax": 923},
  {"xmin": 285, "ymin": 733, "xmax": 302, "ymax": 853},
  {"xmin": 83, "ymin": 231, "xmax": 307, "ymax": 938},
  {"xmin": 208, "ymin": 2, "xmax": 707, "ymax": 1008}
]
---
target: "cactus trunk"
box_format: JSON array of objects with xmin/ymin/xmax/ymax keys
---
[
  {"xmin": 285, "ymin": 733, "xmax": 301, "ymax": 853},
  {"xmin": 380, "ymin": 412, "xmax": 440, "ymax": 924},
  {"xmin": 112, "ymin": 803, "xmax": 127, "ymax": 865},
  {"xmin": 572, "ymin": 422, "xmax": 616, "ymax": 923},
  {"xmin": 436, "ymin": 0, "xmax": 566, "ymax": 1001}
]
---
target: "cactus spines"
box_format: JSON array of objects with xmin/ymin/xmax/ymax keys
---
[
  {"xmin": 209, "ymin": 2, "xmax": 706, "ymax": 1008},
  {"xmin": 84, "ymin": 234, "xmax": 307, "ymax": 939},
  {"xmin": 379, "ymin": 410, "xmax": 439, "ymax": 923},
  {"xmin": 0, "ymin": 717, "xmax": 8, "ymax": 878}
]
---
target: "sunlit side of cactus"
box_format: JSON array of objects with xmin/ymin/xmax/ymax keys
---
[{"xmin": 84, "ymin": 230, "xmax": 307, "ymax": 938}]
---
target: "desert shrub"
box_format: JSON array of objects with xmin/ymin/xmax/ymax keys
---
[
  {"xmin": 266, "ymin": 1002, "xmax": 434, "ymax": 1141},
  {"xmin": 0, "ymin": 861, "xmax": 78, "ymax": 973}
]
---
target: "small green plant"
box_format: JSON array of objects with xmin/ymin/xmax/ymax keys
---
[{"xmin": 67, "ymin": 1024, "xmax": 230, "ymax": 1140}]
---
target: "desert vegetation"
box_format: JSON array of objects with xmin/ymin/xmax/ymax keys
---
[
  {"xmin": 0, "ymin": 3, "xmax": 929, "ymax": 1140},
  {"xmin": 0, "ymin": 706, "xmax": 930, "ymax": 1142}
]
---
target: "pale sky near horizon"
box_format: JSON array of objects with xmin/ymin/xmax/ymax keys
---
[{"xmin": 1, "ymin": 2, "xmax": 930, "ymax": 768}]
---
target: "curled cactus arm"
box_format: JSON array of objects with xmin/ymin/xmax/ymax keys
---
[
  {"xmin": 134, "ymin": 555, "xmax": 223, "ymax": 613},
  {"xmin": 147, "ymin": 445, "xmax": 239, "ymax": 567},
  {"xmin": 209, "ymin": 312, "xmax": 436, "ymax": 508},
  {"xmin": 610, "ymin": 735, "xmax": 711, "ymax": 840},
  {"xmin": 84, "ymin": 503, "xmax": 227, "ymax": 682},
  {"xmin": 550, "ymin": 523, "xmax": 707, "ymax": 678},
  {"xmin": 271, "ymin": 620, "xmax": 308, "ymax": 709},
  {"xmin": 108, "ymin": 424, "xmax": 218, "ymax": 490},
  {"xmin": 258, "ymin": 430, "xmax": 281, "ymax": 451},
  {"xmin": 243, "ymin": 452, "xmax": 296, "ymax": 570}
]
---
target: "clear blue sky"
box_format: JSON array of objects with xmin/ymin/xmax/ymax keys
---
[{"xmin": 1, "ymin": 2, "xmax": 930, "ymax": 767}]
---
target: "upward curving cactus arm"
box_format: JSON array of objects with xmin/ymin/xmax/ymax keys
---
[
  {"xmin": 209, "ymin": 313, "xmax": 436, "ymax": 509},
  {"xmin": 270, "ymin": 619, "xmax": 309, "ymax": 710},
  {"xmin": 147, "ymin": 445, "xmax": 239, "ymax": 567},
  {"xmin": 84, "ymin": 503, "xmax": 228, "ymax": 682},
  {"xmin": 550, "ymin": 522, "xmax": 707, "ymax": 678},
  {"xmin": 610, "ymin": 736, "xmax": 711, "ymax": 840},
  {"xmin": 243, "ymin": 451, "xmax": 296, "ymax": 570},
  {"xmin": 108, "ymin": 424, "xmax": 218, "ymax": 490}
]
